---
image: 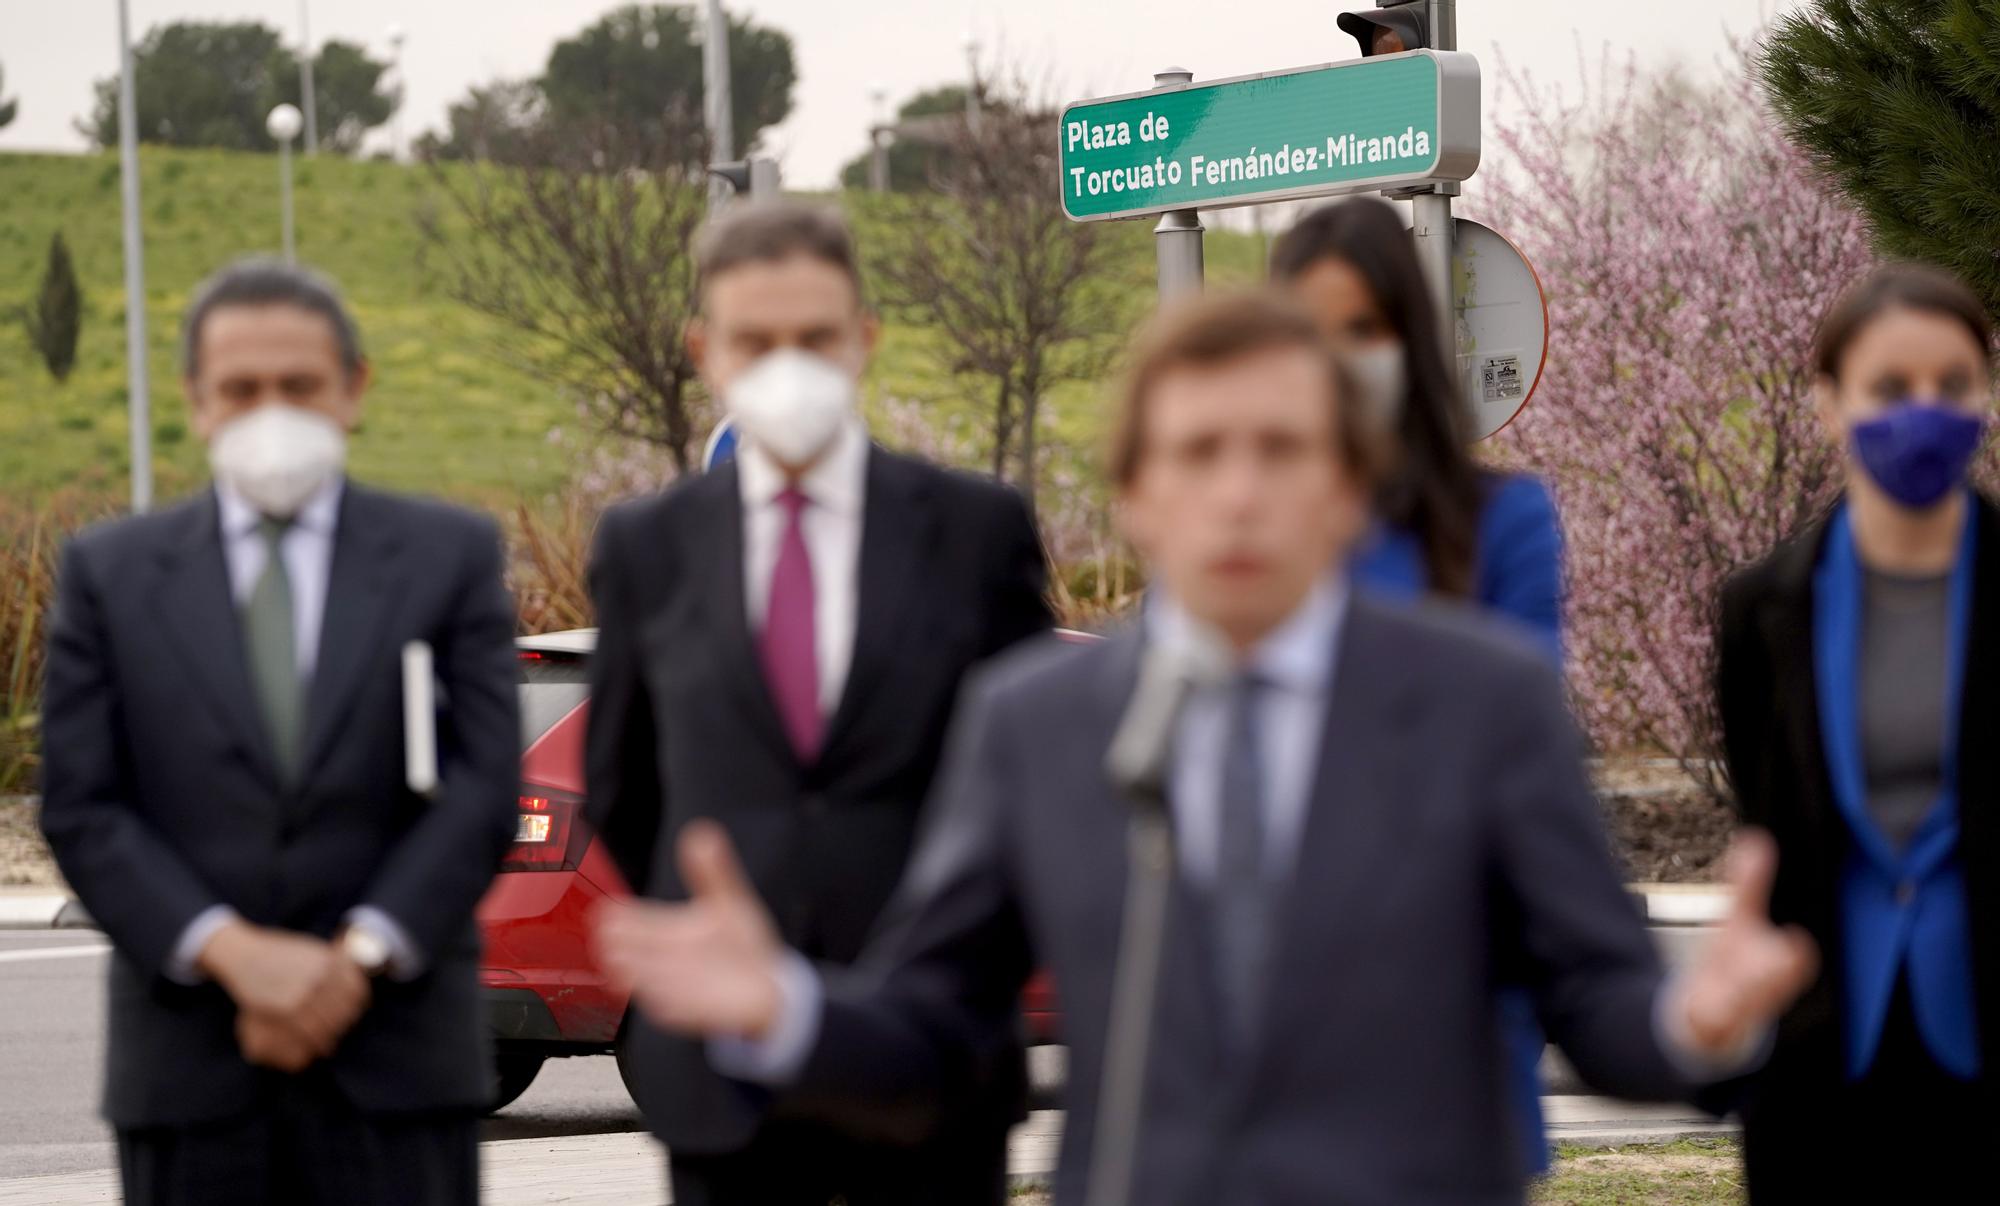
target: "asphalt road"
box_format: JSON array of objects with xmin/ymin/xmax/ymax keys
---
[
  {"xmin": 0, "ymin": 929, "xmax": 645, "ymax": 1181},
  {"xmin": 0, "ymin": 921, "xmax": 1711, "ymax": 1183}
]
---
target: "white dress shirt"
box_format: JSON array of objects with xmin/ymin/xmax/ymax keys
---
[
  {"xmin": 215, "ymin": 476, "xmax": 342, "ymax": 677},
  {"xmin": 737, "ymin": 419, "xmax": 869, "ymax": 714},
  {"xmin": 167, "ymin": 475, "xmax": 417, "ymax": 984},
  {"xmin": 1150, "ymin": 577, "xmax": 1343, "ymax": 886}
]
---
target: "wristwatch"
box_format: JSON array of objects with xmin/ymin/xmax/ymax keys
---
[{"xmin": 341, "ymin": 924, "xmax": 393, "ymax": 977}]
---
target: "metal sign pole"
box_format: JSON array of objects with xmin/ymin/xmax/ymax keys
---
[
  {"xmin": 116, "ymin": 0, "xmax": 152, "ymax": 515},
  {"xmin": 1151, "ymin": 68, "xmax": 1204, "ymax": 300},
  {"xmin": 1408, "ymin": 0, "xmax": 1457, "ymax": 368}
]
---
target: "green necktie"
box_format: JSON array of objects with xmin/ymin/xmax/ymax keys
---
[{"xmin": 244, "ymin": 516, "xmax": 302, "ymax": 782}]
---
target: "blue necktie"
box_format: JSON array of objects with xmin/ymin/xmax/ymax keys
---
[{"xmin": 1213, "ymin": 672, "xmax": 1270, "ymax": 1049}]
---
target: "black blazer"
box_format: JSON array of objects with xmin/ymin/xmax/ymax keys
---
[
  {"xmin": 584, "ymin": 446, "xmax": 1052, "ymax": 1157},
  {"xmin": 1715, "ymin": 496, "xmax": 2000, "ymax": 1184},
  {"xmin": 784, "ymin": 599, "xmax": 1686, "ymax": 1206},
  {"xmin": 38, "ymin": 483, "xmax": 522, "ymax": 1129}
]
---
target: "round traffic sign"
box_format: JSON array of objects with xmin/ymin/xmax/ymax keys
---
[
  {"xmin": 702, "ymin": 419, "xmax": 739, "ymax": 472},
  {"xmin": 1449, "ymin": 218, "xmax": 1548, "ymax": 441}
]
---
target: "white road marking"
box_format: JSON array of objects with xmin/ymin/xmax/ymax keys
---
[{"xmin": 0, "ymin": 945, "xmax": 110, "ymax": 965}]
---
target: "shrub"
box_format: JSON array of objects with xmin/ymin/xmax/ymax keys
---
[
  {"xmin": 23, "ymin": 232, "xmax": 82, "ymax": 383},
  {"xmin": 1478, "ymin": 48, "xmax": 1876, "ymax": 800},
  {"xmin": 0, "ymin": 495, "xmax": 115, "ymax": 795}
]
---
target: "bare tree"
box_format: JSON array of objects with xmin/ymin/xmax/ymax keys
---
[
  {"xmin": 418, "ymin": 119, "xmax": 710, "ymax": 469},
  {"xmin": 868, "ymin": 65, "xmax": 1132, "ymax": 517}
]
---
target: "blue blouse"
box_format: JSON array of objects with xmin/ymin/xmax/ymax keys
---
[
  {"xmin": 1349, "ymin": 471, "xmax": 1565, "ymax": 1174},
  {"xmin": 1349, "ymin": 472, "xmax": 1564, "ymax": 661}
]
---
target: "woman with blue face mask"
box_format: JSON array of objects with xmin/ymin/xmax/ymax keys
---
[
  {"xmin": 1272, "ymin": 198, "xmax": 1563, "ymax": 1178},
  {"xmin": 1717, "ymin": 263, "xmax": 1999, "ymax": 1200}
]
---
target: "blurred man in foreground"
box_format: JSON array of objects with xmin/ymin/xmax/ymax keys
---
[
  {"xmin": 40, "ymin": 260, "xmax": 521, "ymax": 1206},
  {"xmin": 598, "ymin": 291, "xmax": 1818, "ymax": 1204},
  {"xmin": 584, "ymin": 201, "xmax": 1051, "ymax": 1204}
]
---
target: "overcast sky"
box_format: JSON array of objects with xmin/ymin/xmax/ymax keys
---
[{"xmin": 2, "ymin": 1, "xmax": 1805, "ymax": 189}]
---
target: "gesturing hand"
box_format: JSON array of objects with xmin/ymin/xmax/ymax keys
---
[
  {"xmin": 593, "ymin": 821, "xmax": 785, "ymax": 1041},
  {"xmin": 1672, "ymin": 828, "xmax": 1820, "ymax": 1060}
]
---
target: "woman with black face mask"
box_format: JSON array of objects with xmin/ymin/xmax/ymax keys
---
[{"xmin": 1717, "ymin": 263, "xmax": 2000, "ymax": 1199}]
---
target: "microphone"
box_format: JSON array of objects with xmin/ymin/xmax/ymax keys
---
[
  {"xmin": 1088, "ymin": 627, "xmax": 1229, "ymax": 1206},
  {"xmin": 1103, "ymin": 632, "xmax": 1231, "ymax": 809}
]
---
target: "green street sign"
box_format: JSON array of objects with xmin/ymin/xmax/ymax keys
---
[{"xmin": 1059, "ymin": 50, "xmax": 1480, "ymax": 222}]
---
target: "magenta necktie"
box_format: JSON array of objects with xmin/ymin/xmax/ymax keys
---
[{"xmin": 760, "ymin": 487, "xmax": 822, "ymax": 761}]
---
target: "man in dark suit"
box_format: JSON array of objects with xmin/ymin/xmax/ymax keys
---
[
  {"xmin": 598, "ymin": 291, "xmax": 1820, "ymax": 1204},
  {"xmin": 39, "ymin": 260, "xmax": 521, "ymax": 1206},
  {"xmin": 583, "ymin": 201, "xmax": 1052, "ymax": 1205}
]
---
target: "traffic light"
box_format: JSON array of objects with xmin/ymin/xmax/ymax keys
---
[{"xmin": 1338, "ymin": 4, "xmax": 1429, "ymax": 56}]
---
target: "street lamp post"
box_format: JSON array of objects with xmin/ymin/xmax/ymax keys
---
[
  {"xmin": 962, "ymin": 33, "xmax": 981, "ymax": 132},
  {"xmin": 868, "ymin": 81, "xmax": 889, "ymax": 193},
  {"xmin": 297, "ymin": 1, "xmax": 318, "ymax": 155},
  {"xmin": 386, "ymin": 24, "xmax": 407, "ymax": 161},
  {"xmin": 703, "ymin": 0, "xmax": 735, "ymax": 210},
  {"xmin": 268, "ymin": 104, "xmax": 303, "ymax": 262},
  {"xmin": 115, "ymin": 0, "xmax": 152, "ymax": 515}
]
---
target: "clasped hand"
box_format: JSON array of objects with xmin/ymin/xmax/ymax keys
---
[{"xmin": 199, "ymin": 923, "xmax": 372, "ymax": 1073}]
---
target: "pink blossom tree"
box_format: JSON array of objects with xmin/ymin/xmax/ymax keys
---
[{"xmin": 1475, "ymin": 48, "xmax": 1876, "ymax": 799}]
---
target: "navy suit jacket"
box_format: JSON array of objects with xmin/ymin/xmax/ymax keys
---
[
  {"xmin": 584, "ymin": 447, "xmax": 1051, "ymax": 1164},
  {"xmin": 782, "ymin": 597, "xmax": 1687, "ymax": 1206},
  {"xmin": 39, "ymin": 483, "xmax": 521, "ymax": 1128}
]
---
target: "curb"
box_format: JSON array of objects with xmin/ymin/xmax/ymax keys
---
[
  {"xmin": 6, "ymin": 894, "xmax": 1720, "ymax": 932},
  {"xmin": 0, "ymin": 895, "xmax": 67, "ymax": 929},
  {"xmin": 1635, "ymin": 886, "xmax": 1728, "ymax": 926},
  {"xmin": 0, "ymin": 896, "xmax": 92, "ymax": 930}
]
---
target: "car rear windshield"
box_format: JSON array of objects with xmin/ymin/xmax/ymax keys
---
[{"xmin": 518, "ymin": 652, "xmax": 589, "ymax": 748}]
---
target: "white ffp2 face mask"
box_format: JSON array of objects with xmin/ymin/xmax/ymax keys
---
[
  {"xmin": 725, "ymin": 349, "xmax": 859, "ymax": 469},
  {"xmin": 208, "ymin": 403, "xmax": 348, "ymax": 517},
  {"xmin": 1344, "ymin": 343, "xmax": 1409, "ymax": 426}
]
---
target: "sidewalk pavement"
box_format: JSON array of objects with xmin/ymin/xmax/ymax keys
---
[
  {"xmin": 0, "ymin": 1102, "xmax": 1734, "ymax": 1205},
  {"xmin": 0, "ymin": 885, "xmax": 1741, "ymax": 930}
]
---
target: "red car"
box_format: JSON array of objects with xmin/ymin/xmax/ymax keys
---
[{"xmin": 480, "ymin": 629, "xmax": 1069, "ymax": 1110}]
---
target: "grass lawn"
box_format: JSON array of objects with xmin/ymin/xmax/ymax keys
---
[
  {"xmin": 0, "ymin": 147, "xmax": 1270, "ymax": 512},
  {"xmin": 1006, "ymin": 1139, "xmax": 1748, "ymax": 1205},
  {"xmin": 1533, "ymin": 1139, "xmax": 1747, "ymax": 1205}
]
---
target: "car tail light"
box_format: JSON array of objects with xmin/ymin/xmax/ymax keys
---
[{"xmin": 501, "ymin": 787, "xmax": 591, "ymax": 872}]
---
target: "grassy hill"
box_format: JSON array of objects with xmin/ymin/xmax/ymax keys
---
[{"xmin": 0, "ymin": 147, "xmax": 1271, "ymax": 512}]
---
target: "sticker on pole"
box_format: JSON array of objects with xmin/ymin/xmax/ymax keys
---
[
  {"xmin": 1450, "ymin": 219, "xmax": 1547, "ymax": 441},
  {"xmin": 1058, "ymin": 50, "xmax": 1480, "ymax": 222}
]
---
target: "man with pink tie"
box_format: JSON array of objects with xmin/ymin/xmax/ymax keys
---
[{"xmin": 582, "ymin": 201, "xmax": 1053, "ymax": 1206}]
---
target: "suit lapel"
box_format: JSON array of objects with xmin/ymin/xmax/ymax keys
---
[
  {"xmin": 298, "ymin": 485, "xmax": 405, "ymax": 781},
  {"xmin": 1955, "ymin": 498, "xmax": 2000, "ymax": 1058},
  {"xmin": 1759, "ymin": 518, "xmax": 1844, "ymax": 861},
  {"xmin": 693, "ymin": 465, "xmax": 796, "ymax": 765},
  {"xmin": 819, "ymin": 450, "xmax": 936, "ymax": 769},
  {"xmin": 155, "ymin": 492, "xmax": 281, "ymax": 786}
]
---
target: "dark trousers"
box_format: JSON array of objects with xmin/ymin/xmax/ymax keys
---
[
  {"xmin": 1746, "ymin": 976, "xmax": 1996, "ymax": 1203},
  {"xmin": 668, "ymin": 1119, "xmax": 1007, "ymax": 1206},
  {"xmin": 116, "ymin": 1069, "xmax": 478, "ymax": 1206}
]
